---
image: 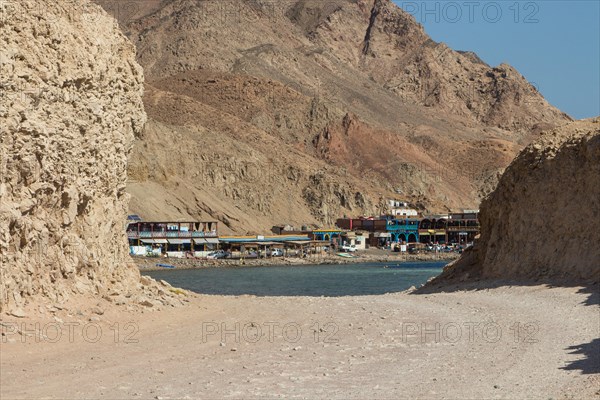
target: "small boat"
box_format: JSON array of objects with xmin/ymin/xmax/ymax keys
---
[
  {"xmin": 337, "ymin": 253, "xmax": 358, "ymax": 258},
  {"xmin": 156, "ymin": 263, "xmax": 176, "ymax": 269}
]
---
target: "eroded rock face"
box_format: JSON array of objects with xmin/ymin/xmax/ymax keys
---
[
  {"xmin": 439, "ymin": 118, "xmax": 600, "ymax": 282},
  {"xmin": 0, "ymin": 0, "xmax": 146, "ymax": 312}
]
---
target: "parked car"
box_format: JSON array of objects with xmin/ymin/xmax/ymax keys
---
[
  {"xmin": 207, "ymin": 250, "xmax": 230, "ymax": 260},
  {"xmin": 340, "ymin": 244, "xmax": 357, "ymax": 253},
  {"xmin": 268, "ymin": 249, "xmax": 284, "ymax": 257}
]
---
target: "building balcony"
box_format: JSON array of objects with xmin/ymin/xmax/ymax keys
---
[
  {"xmin": 127, "ymin": 231, "xmax": 218, "ymax": 239},
  {"xmin": 387, "ymin": 226, "xmax": 419, "ymax": 232},
  {"xmin": 446, "ymin": 226, "xmax": 480, "ymax": 232},
  {"xmin": 418, "ymin": 230, "xmax": 447, "ymax": 234}
]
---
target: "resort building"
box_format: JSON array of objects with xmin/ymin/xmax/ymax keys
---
[
  {"xmin": 341, "ymin": 231, "xmax": 368, "ymax": 250},
  {"xmin": 127, "ymin": 221, "xmax": 219, "ymax": 258},
  {"xmin": 388, "ymin": 200, "xmax": 419, "ymax": 217},
  {"xmin": 336, "ymin": 218, "xmax": 388, "ymax": 232},
  {"xmin": 417, "ymin": 211, "xmax": 480, "ymax": 245},
  {"xmin": 418, "ymin": 217, "xmax": 448, "ymax": 244},
  {"xmin": 368, "ymin": 232, "xmax": 392, "ymax": 247},
  {"xmin": 311, "ymin": 229, "xmax": 344, "ymax": 242},
  {"xmin": 447, "ymin": 211, "xmax": 480, "ymax": 245},
  {"xmin": 336, "ymin": 217, "xmax": 419, "ymax": 245},
  {"xmin": 337, "ymin": 210, "xmax": 480, "ymax": 247},
  {"xmin": 386, "ymin": 218, "xmax": 420, "ymax": 243}
]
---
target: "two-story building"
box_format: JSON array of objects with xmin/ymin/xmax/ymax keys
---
[
  {"xmin": 447, "ymin": 211, "xmax": 480, "ymax": 245},
  {"xmin": 387, "ymin": 200, "xmax": 419, "ymax": 217},
  {"xmin": 336, "ymin": 217, "xmax": 420, "ymax": 245},
  {"xmin": 386, "ymin": 218, "xmax": 420, "ymax": 243},
  {"xmin": 127, "ymin": 221, "xmax": 219, "ymax": 258},
  {"xmin": 418, "ymin": 217, "xmax": 449, "ymax": 244}
]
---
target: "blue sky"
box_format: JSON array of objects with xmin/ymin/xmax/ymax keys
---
[{"xmin": 394, "ymin": 0, "xmax": 600, "ymax": 119}]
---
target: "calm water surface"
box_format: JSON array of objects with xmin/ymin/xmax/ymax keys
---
[{"xmin": 144, "ymin": 261, "xmax": 445, "ymax": 297}]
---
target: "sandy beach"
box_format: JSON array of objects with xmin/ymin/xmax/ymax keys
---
[{"xmin": 1, "ymin": 282, "xmax": 598, "ymax": 399}]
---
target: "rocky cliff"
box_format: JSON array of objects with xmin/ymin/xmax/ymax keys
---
[
  {"xmin": 0, "ymin": 0, "xmax": 159, "ymax": 313},
  {"xmin": 435, "ymin": 118, "xmax": 600, "ymax": 283}
]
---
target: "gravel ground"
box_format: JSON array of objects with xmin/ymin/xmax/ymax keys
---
[{"xmin": 1, "ymin": 283, "xmax": 598, "ymax": 399}]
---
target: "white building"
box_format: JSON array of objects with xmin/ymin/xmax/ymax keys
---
[
  {"xmin": 388, "ymin": 200, "xmax": 418, "ymax": 217},
  {"xmin": 392, "ymin": 208, "xmax": 418, "ymax": 217}
]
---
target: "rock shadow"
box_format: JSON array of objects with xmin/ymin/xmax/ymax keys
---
[
  {"xmin": 561, "ymin": 338, "xmax": 600, "ymax": 375},
  {"xmin": 413, "ymin": 278, "xmax": 599, "ymax": 307}
]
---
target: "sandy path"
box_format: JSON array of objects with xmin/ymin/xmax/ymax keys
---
[{"xmin": 1, "ymin": 285, "xmax": 598, "ymax": 399}]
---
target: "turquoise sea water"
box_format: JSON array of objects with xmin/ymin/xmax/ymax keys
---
[{"xmin": 144, "ymin": 261, "xmax": 445, "ymax": 297}]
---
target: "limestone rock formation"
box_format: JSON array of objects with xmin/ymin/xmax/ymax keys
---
[
  {"xmin": 436, "ymin": 118, "xmax": 600, "ymax": 282},
  {"xmin": 0, "ymin": 0, "xmax": 153, "ymax": 312}
]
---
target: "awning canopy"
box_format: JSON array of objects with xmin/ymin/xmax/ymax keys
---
[
  {"xmin": 373, "ymin": 232, "xmax": 391, "ymax": 238},
  {"xmin": 285, "ymin": 240, "xmax": 312, "ymax": 246},
  {"xmin": 285, "ymin": 240, "xmax": 328, "ymax": 246},
  {"xmin": 141, "ymin": 239, "xmax": 168, "ymax": 245},
  {"xmin": 192, "ymin": 238, "xmax": 219, "ymax": 244},
  {"xmin": 167, "ymin": 239, "xmax": 191, "ymax": 245}
]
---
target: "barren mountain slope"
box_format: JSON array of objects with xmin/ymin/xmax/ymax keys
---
[
  {"xmin": 96, "ymin": 0, "xmax": 570, "ymax": 233},
  {"xmin": 112, "ymin": 0, "xmax": 568, "ymax": 130},
  {"xmin": 129, "ymin": 71, "xmax": 520, "ymax": 233},
  {"xmin": 309, "ymin": 0, "xmax": 570, "ymax": 131},
  {"xmin": 434, "ymin": 118, "xmax": 600, "ymax": 283}
]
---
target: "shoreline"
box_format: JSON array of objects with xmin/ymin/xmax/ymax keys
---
[{"xmin": 133, "ymin": 252, "xmax": 458, "ymax": 272}]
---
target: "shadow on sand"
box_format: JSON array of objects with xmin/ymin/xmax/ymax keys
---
[{"xmin": 561, "ymin": 338, "xmax": 600, "ymax": 375}]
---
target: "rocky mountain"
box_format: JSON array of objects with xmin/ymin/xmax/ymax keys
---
[
  {"xmin": 0, "ymin": 0, "xmax": 178, "ymax": 313},
  {"xmin": 97, "ymin": 0, "xmax": 571, "ymax": 233},
  {"xmin": 433, "ymin": 118, "xmax": 600, "ymax": 283}
]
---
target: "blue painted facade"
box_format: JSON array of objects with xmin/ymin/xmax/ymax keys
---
[
  {"xmin": 312, "ymin": 230, "xmax": 343, "ymax": 242},
  {"xmin": 385, "ymin": 219, "xmax": 420, "ymax": 243}
]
